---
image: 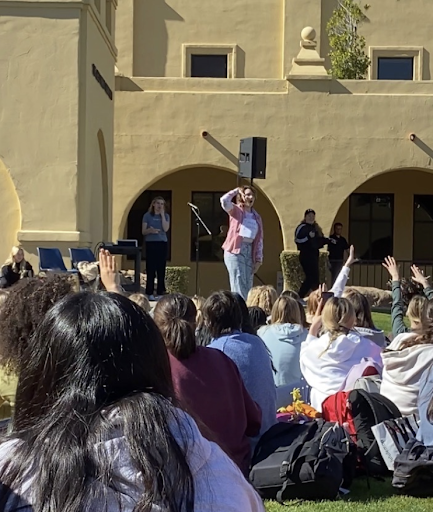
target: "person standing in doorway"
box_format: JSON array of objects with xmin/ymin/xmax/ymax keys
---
[
  {"xmin": 142, "ymin": 196, "xmax": 170, "ymax": 300},
  {"xmin": 295, "ymin": 209, "xmax": 335, "ymax": 298},
  {"xmin": 328, "ymin": 222, "xmax": 350, "ymax": 285},
  {"xmin": 220, "ymin": 186, "xmax": 263, "ymax": 300}
]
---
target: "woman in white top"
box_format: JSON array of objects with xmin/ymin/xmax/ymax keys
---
[
  {"xmin": 300, "ymin": 297, "xmax": 383, "ymax": 411},
  {"xmin": 0, "ymin": 291, "xmax": 263, "ymax": 512},
  {"xmin": 381, "ymin": 300, "xmax": 433, "ymax": 417}
]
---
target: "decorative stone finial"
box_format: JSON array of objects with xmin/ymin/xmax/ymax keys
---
[
  {"xmin": 287, "ymin": 26, "xmax": 330, "ymax": 79},
  {"xmin": 115, "ymin": 65, "xmax": 124, "ymax": 77},
  {"xmin": 301, "ymin": 27, "xmax": 316, "ymax": 42}
]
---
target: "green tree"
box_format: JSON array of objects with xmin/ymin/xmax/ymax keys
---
[{"xmin": 327, "ymin": 0, "xmax": 371, "ymax": 79}]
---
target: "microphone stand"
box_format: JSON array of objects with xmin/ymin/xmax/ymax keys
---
[{"xmin": 188, "ymin": 204, "xmax": 212, "ymax": 296}]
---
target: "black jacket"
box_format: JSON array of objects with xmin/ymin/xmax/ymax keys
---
[
  {"xmin": 294, "ymin": 223, "xmax": 330, "ymax": 254},
  {"xmin": 0, "ymin": 262, "xmax": 34, "ymax": 289}
]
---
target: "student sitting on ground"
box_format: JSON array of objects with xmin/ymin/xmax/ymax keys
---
[
  {"xmin": 0, "ymin": 292, "xmax": 264, "ymax": 512},
  {"xmin": 0, "ymin": 275, "xmax": 76, "ymax": 421},
  {"xmin": 192, "ymin": 295, "xmax": 213, "ymax": 347},
  {"xmin": 343, "ymin": 289, "xmax": 387, "ymax": 348},
  {"xmin": 417, "ymin": 366, "xmax": 433, "ymax": 447},
  {"xmin": 128, "ymin": 292, "xmax": 151, "ymax": 313},
  {"xmin": 258, "ymin": 296, "xmax": 306, "ymax": 389},
  {"xmin": 0, "ymin": 247, "xmax": 33, "ymax": 289},
  {"xmin": 248, "ymin": 306, "xmax": 267, "ymax": 331},
  {"xmin": 383, "ymin": 256, "xmax": 433, "ymax": 337},
  {"xmin": 205, "ymin": 291, "xmax": 277, "ymax": 439},
  {"xmin": 246, "ymin": 285, "xmax": 278, "ymax": 318},
  {"xmin": 153, "ymin": 294, "xmax": 261, "ymax": 475},
  {"xmin": 381, "ymin": 300, "xmax": 433, "ymax": 417},
  {"xmin": 300, "ymin": 297, "xmax": 383, "ymax": 412}
]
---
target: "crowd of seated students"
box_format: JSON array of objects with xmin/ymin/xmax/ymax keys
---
[{"xmin": 0, "ymin": 246, "xmax": 432, "ymax": 510}]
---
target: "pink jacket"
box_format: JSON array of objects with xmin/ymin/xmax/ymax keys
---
[{"xmin": 220, "ymin": 189, "xmax": 264, "ymax": 263}]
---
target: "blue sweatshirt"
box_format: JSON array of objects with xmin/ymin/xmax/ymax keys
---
[
  {"xmin": 209, "ymin": 331, "xmax": 277, "ymax": 438},
  {"xmin": 258, "ymin": 324, "xmax": 307, "ymax": 388}
]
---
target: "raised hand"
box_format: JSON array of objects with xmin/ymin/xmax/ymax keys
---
[
  {"xmin": 99, "ymin": 249, "xmax": 122, "ymax": 294},
  {"xmin": 309, "ymin": 298, "xmax": 324, "ymax": 337},
  {"xmin": 411, "ymin": 265, "xmax": 430, "ymax": 289},
  {"xmin": 345, "ymin": 245, "xmax": 357, "ymax": 267},
  {"xmin": 382, "ymin": 256, "xmax": 400, "ymax": 281}
]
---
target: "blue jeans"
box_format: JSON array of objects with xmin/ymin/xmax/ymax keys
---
[{"xmin": 224, "ymin": 242, "xmax": 254, "ymax": 300}]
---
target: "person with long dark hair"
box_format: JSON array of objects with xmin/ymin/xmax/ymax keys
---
[
  {"xmin": 0, "ymin": 292, "xmax": 264, "ymax": 511},
  {"xmin": 220, "ymin": 186, "xmax": 263, "ymax": 300},
  {"xmin": 205, "ymin": 291, "xmax": 276, "ymax": 442},
  {"xmin": 294, "ymin": 209, "xmax": 335, "ymax": 298},
  {"xmin": 153, "ymin": 293, "xmax": 262, "ymax": 475},
  {"xmin": 142, "ymin": 196, "xmax": 170, "ymax": 300}
]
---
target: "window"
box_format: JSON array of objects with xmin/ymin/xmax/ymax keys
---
[
  {"xmin": 183, "ymin": 44, "xmax": 237, "ymax": 78},
  {"xmin": 349, "ymin": 194, "xmax": 394, "ymax": 260},
  {"xmin": 413, "ymin": 195, "xmax": 433, "ymax": 261},
  {"xmin": 377, "ymin": 58, "xmax": 414, "ymax": 80},
  {"xmin": 191, "ymin": 55, "xmax": 228, "ymax": 78},
  {"xmin": 369, "ymin": 47, "xmax": 424, "ymax": 80},
  {"xmin": 126, "ymin": 190, "xmax": 172, "ymax": 261},
  {"xmin": 190, "ymin": 192, "xmax": 228, "ymax": 262}
]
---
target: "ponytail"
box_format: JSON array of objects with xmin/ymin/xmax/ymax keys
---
[{"xmin": 153, "ymin": 294, "xmax": 197, "ymax": 360}]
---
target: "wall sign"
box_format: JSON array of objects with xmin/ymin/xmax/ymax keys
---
[{"xmin": 92, "ymin": 64, "xmax": 113, "ymax": 100}]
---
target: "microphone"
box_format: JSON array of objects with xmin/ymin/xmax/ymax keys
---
[{"xmin": 187, "ymin": 202, "xmax": 199, "ymax": 210}]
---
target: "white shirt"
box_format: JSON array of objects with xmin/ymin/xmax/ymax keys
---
[
  {"xmin": 239, "ymin": 212, "xmax": 258, "ymax": 242},
  {"xmin": 0, "ymin": 410, "xmax": 264, "ymax": 512},
  {"xmin": 300, "ymin": 331, "xmax": 383, "ymax": 411},
  {"xmin": 381, "ymin": 333, "xmax": 433, "ymax": 417}
]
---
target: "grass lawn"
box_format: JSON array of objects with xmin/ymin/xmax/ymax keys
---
[
  {"xmin": 371, "ymin": 312, "xmax": 393, "ymax": 335},
  {"xmin": 264, "ymin": 478, "xmax": 433, "ymax": 511}
]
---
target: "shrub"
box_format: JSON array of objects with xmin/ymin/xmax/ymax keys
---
[
  {"xmin": 280, "ymin": 251, "xmax": 329, "ymax": 292},
  {"xmin": 165, "ymin": 266, "xmax": 191, "ymax": 294}
]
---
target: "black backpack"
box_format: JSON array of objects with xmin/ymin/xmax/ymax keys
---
[
  {"xmin": 249, "ymin": 419, "xmax": 356, "ymax": 502},
  {"xmin": 392, "ymin": 438, "xmax": 433, "ymax": 497},
  {"xmin": 322, "ymin": 389, "xmax": 401, "ymax": 475}
]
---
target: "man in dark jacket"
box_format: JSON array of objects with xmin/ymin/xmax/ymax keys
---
[
  {"xmin": 295, "ymin": 209, "xmax": 335, "ymax": 298},
  {"xmin": 328, "ymin": 223, "xmax": 350, "ymax": 285}
]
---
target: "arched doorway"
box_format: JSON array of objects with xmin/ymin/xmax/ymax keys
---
[
  {"xmin": 332, "ymin": 168, "xmax": 433, "ymax": 288},
  {"xmin": 0, "ymin": 159, "xmax": 21, "ymax": 264},
  {"xmin": 124, "ymin": 166, "xmax": 283, "ymax": 296}
]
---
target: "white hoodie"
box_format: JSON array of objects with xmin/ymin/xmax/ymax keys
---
[
  {"xmin": 300, "ymin": 331, "xmax": 383, "ymax": 411},
  {"xmin": 0, "ymin": 409, "xmax": 264, "ymax": 512},
  {"xmin": 380, "ymin": 333, "xmax": 433, "ymax": 417}
]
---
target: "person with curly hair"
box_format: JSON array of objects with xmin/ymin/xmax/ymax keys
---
[{"xmin": 0, "ymin": 274, "xmax": 76, "ymax": 419}]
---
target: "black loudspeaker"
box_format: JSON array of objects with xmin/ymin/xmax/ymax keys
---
[{"xmin": 238, "ymin": 137, "xmax": 267, "ymax": 179}]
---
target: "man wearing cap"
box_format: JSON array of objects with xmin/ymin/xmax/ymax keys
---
[{"xmin": 294, "ymin": 209, "xmax": 336, "ymax": 298}]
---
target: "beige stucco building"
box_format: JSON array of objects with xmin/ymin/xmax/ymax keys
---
[
  {"xmin": 2, "ymin": 0, "xmax": 433, "ymax": 296},
  {"xmin": 0, "ymin": 0, "xmax": 115, "ymax": 263}
]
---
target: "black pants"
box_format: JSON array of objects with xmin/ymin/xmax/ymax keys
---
[
  {"xmin": 145, "ymin": 241, "xmax": 168, "ymax": 296},
  {"xmin": 298, "ymin": 251, "xmax": 320, "ymax": 298},
  {"xmin": 330, "ymin": 260, "xmax": 344, "ymax": 286}
]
